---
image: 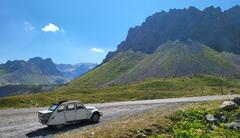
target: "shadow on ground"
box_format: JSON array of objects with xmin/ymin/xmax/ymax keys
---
[{"xmin": 26, "ymin": 122, "xmax": 94, "ymax": 137}]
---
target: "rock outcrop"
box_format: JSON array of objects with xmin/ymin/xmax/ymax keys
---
[{"xmin": 220, "ymin": 101, "xmax": 238, "ymax": 111}]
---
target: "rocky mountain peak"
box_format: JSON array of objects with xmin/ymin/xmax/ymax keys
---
[
  {"xmin": 28, "ymin": 57, "xmax": 44, "ymax": 63},
  {"xmin": 226, "ymin": 5, "xmax": 240, "ymax": 12},
  {"xmin": 203, "ymin": 6, "xmax": 222, "ymax": 14}
]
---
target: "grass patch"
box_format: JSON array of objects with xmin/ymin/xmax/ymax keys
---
[
  {"xmin": 153, "ymin": 105, "xmax": 240, "ymax": 137},
  {"xmin": 159, "ymin": 110, "xmax": 240, "ymax": 137},
  {"xmin": 1, "ymin": 75, "xmax": 240, "ymax": 109}
]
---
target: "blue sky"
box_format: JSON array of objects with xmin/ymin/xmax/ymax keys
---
[{"xmin": 0, "ymin": 0, "xmax": 239, "ymax": 64}]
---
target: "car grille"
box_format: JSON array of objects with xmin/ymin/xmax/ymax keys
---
[{"xmin": 38, "ymin": 112, "xmax": 52, "ymax": 125}]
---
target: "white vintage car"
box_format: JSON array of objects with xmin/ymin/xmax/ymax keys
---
[{"xmin": 38, "ymin": 101, "xmax": 103, "ymax": 129}]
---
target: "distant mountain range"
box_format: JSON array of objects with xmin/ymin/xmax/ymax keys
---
[
  {"xmin": 55, "ymin": 63, "xmax": 97, "ymax": 80},
  {"xmin": 65, "ymin": 5, "xmax": 240, "ymax": 88},
  {"xmin": 0, "ymin": 57, "xmax": 97, "ymax": 86},
  {"xmin": 0, "ymin": 57, "xmax": 66, "ymax": 86}
]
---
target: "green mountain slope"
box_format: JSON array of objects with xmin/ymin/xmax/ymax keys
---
[
  {"xmin": 122, "ymin": 40, "xmax": 237, "ymax": 80},
  {"xmin": 63, "ymin": 40, "xmax": 240, "ymax": 89},
  {"xmin": 64, "ymin": 51, "xmax": 146, "ymax": 89}
]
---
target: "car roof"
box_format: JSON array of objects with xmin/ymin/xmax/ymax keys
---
[{"xmin": 59, "ymin": 100, "xmax": 82, "ymax": 105}]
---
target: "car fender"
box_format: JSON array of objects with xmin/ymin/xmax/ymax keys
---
[{"xmin": 88, "ymin": 109, "xmax": 103, "ymax": 119}]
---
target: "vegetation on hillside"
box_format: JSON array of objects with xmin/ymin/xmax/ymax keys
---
[
  {"xmin": 0, "ymin": 75, "xmax": 240, "ymax": 109},
  {"xmin": 66, "ymin": 51, "xmax": 146, "ymax": 88},
  {"xmin": 0, "ymin": 84, "xmax": 60, "ymax": 97},
  {"xmin": 154, "ymin": 109, "xmax": 240, "ymax": 137}
]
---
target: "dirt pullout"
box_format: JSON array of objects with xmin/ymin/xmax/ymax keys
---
[{"xmin": 0, "ymin": 95, "xmax": 237, "ymax": 138}]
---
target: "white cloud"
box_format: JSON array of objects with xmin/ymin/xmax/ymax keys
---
[
  {"xmin": 24, "ymin": 21, "xmax": 34, "ymax": 31},
  {"xmin": 90, "ymin": 48, "xmax": 105, "ymax": 53},
  {"xmin": 41, "ymin": 23, "xmax": 60, "ymax": 32}
]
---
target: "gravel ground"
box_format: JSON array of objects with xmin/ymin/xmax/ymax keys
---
[{"xmin": 0, "ymin": 95, "xmax": 237, "ymax": 138}]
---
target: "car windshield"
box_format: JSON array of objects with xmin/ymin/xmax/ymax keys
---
[{"xmin": 49, "ymin": 104, "xmax": 58, "ymax": 111}]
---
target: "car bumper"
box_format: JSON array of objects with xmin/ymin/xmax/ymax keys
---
[{"xmin": 39, "ymin": 119, "xmax": 47, "ymax": 125}]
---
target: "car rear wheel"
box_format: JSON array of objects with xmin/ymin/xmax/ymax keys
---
[{"xmin": 91, "ymin": 113, "xmax": 100, "ymax": 123}]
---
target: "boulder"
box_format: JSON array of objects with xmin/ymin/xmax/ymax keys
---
[
  {"xmin": 215, "ymin": 112, "xmax": 228, "ymax": 122},
  {"xmin": 220, "ymin": 101, "xmax": 238, "ymax": 111},
  {"xmin": 224, "ymin": 122, "xmax": 240, "ymax": 131},
  {"xmin": 232, "ymin": 97, "xmax": 240, "ymax": 106},
  {"xmin": 206, "ymin": 114, "xmax": 217, "ymax": 123}
]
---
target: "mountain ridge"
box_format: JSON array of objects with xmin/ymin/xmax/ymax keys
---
[{"xmin": 104, "ymin": 5, "xmax": 240, "ymax": 63}]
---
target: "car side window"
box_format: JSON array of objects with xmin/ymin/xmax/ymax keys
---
[
  {"xmin": 57, "ymin": 104, "xmax": 65, "ymax": 112},
  {"xmin": 66, "ymin": 103, "xmax": 75, "ymax": 111},
  {"xmin": 76, "ymin": 103, "xmax": 84, "ymax": 110}
]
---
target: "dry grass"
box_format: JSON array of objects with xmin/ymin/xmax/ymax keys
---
[{"xmin": 57, "ymin": 101, "xmax": 221, "ymax": 138}]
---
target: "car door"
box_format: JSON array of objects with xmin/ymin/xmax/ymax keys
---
[
  {"xmin": 48, "ymin": 104, "xmax": 66, "ymax": 125},
  {"xmin": 64, "ymin": 103, "xmax": 76, "ymax": 122},
  {"xmin": 75, "ymin": 103, "xmax": 88, "ymax": 120}
]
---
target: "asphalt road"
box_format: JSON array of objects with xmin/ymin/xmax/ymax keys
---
[{"xmin": 0, "ymin": 95, "xmax": 237, "ymax": 138}]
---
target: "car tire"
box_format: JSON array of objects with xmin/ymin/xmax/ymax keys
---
[{"xmin": 91, "ymin": 113, "xmax": 100, "ymax": 123}]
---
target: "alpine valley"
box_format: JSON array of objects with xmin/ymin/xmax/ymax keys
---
[{"xmin": 2, "ymin": 6, "xmax": 240, "ymax": 108}]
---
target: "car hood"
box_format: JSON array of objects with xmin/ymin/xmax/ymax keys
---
[
  {"xmin": 38, "ymin": 110, "xmax": 53, "ymax": 114},
  {"xmin": 86, "ymin": 106, "xmax": 97, "ymax": 110}
]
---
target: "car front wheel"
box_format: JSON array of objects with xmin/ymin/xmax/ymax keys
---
[{"xmin": 91, "ymin": 113, "xmax": 100, "ymax": 123}]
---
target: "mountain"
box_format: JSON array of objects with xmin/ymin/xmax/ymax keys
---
[
  {"xmin": 64, "ymin": 6, "xmax": 240, "ymax": 88},
  {"xmin": 55, "ymin": 63, "xmax": 97, "ymax": 80},
  {"xmin": 104, "ymin": 6, "xmax": 240, "ymax": 62},
  {"xmin": 66, "ymin": 40, "xmax": 240, "ymax": 88},
  {"xmin": 0, "ymin": 57, "xmax": 67, "ymax": 86}
]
